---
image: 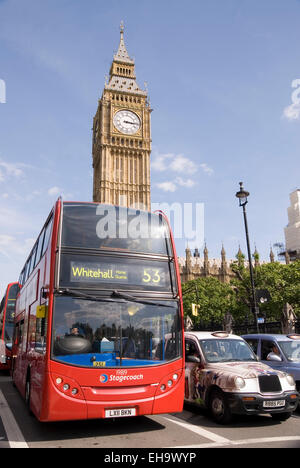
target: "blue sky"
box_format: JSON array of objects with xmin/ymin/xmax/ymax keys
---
[{"xmin": 0, "ymin": 0, "xmax": 300, "ymax": 294}]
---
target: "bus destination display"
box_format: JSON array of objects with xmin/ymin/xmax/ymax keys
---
[{"xmin": 70, "ymin": 261, "xmax": 167, "ymax": 288}]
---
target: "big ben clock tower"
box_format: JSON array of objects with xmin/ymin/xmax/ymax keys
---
[{"xmin": 92, "ymin": 23, "xmax": 151, "ymax": 210}]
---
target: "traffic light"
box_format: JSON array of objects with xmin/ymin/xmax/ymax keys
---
[{"xmin": 191, "ymin": 303, "xmax": 200, "ymax": 316}]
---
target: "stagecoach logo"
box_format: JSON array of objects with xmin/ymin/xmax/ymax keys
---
[
  {"xmin": 99, "ymin": 371, "xmax": 144, "ymax": 384},
  {"xmin": 100, "ymin": 374, "xmax": 109, "ymax": 383}
]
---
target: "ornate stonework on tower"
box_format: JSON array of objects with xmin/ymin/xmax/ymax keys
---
[{"xmin": 92, "ymin": 23, "xmax": 151, "ymax": 209}]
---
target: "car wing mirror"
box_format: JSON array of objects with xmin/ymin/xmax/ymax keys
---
[{"xmin": 267, "ymin": 352, "xmax": 282, "ymax": 362}]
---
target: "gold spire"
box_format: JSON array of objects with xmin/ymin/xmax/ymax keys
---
[{"xmin": 114, "ymin": 21, "xmax": 134, "ymax": 64}]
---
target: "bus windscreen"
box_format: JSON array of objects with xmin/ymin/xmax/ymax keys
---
[
  {"xmin": 52, "ymin": 297, "xmax": 181, "ymax": 368},
  {"xmin": 61, "ymin": 203, "xmax": 171, "ymax": 256}
]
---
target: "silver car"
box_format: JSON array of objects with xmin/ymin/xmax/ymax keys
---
[{"xmin": 242, "ymin": 333, "xmax": 300, "ymax": 407}]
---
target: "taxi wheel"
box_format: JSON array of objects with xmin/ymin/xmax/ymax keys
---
[{"xmin": 209, "ymin": 389, "xmax": 232, "ymax": 425}]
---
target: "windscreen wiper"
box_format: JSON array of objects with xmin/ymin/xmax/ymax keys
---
[
  {"xmin": 56, "ymin": 288, "xmax": 176, "ymax": 308},
  {"xmin": 111, "ymin": 290, "xmax": 176, "ymax": 308},
  {"xmin": 56, "ymin": 288, "xmax": 115, "ymax": 302}
]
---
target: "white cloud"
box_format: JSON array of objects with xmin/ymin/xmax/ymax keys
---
[
  {"xmin": 282, "ymin": 79, "xmax": 300, "ymax": 121},
  {"xmin": 24, "ymin": 190, "xmax": 42, "ymax": 202},
  {"xmin": 153, "ymin": 151, "xmax": 214, "ymax": 192},
  {"xmin": 0, "ymin": 234, "xmax": 15, "ymax": 247},
  {"xmin": 151, "ymin": 153, "xmax": 173, "ymax": 171},
  {"xmin": 156, "ymin": 177, "xmax": 196, "ymax": 192},
  {"xmin": 153, "ymin": 152, "xmax": 207, "ymax": 192},
  {"xmin": 199, "ymin": 163, "xmax": 214, "ymax": 176},
  {"xmin": 0, "ymin": 233, "xmax": 35, "ymax": 294},
  {"xmin": 169, "ymin": 155, "xmax": 197, "ymax": 174},
  {"xmin": 156, "ymin": 181, "xmax": 177, "ymax": 192},
  {"xmin": 0, "ymin": 234, "xmax": 35, "ymax": 259},
  {"xmin": 0, "ymin": 206, "xmax": 31, "ymax": 231},
  {"xmin": 174, "ymin": 177, "xmax": 196, "ymax": 188},
  {"xmin": 152, "ymin": 153, "xmax": 197, "ymax": 175},
  {"xmin": 152, "ymin": 152, "xmax": 213, "ymax": 178},
  {"xmin": 48, "ymin": 186, "xmax": 61, "ymax": 196},
  {"xmin": 0, "ymin": 159, "xmax": 26, "ymax": 182},
  {"xmin": 283, "ymin": 103, "xmax": 300, "ymax": 121},
  {"xmin": 47, "ymin": 186, "xmax": 73, "ymax": 200}
]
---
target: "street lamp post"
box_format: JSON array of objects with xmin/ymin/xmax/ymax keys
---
[{"xmin": 235, "ymin": 182, "xmax": 259, "ymax": 333}]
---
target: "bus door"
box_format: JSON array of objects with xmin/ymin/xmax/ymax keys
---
[
  {"xmin": 31, "ymin": 279, "xmax": 49, "ymax": 412},
  {"xmin": 12, "ymin": 316, "xmax": 24, "ymax": 386}
]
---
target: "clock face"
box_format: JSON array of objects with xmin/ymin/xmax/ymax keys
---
[{"xmin": 113, "ymin": 110, "xmax": 141, "ymax": 135}]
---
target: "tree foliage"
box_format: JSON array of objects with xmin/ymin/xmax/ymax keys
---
[
  {"xmin": 181, "ymin": 260, "xmax": 300, "ymax": 326},
  {"xmin": 182, "ymin": 277, "xmax": 237, "ymax": 326},
  {"xmin": 230, "ymin": 259, "xmax": 300, "ymax": 321}
]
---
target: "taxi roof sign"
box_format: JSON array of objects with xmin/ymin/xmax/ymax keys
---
[
  {"xmin": 287, "ymin": 334, "xmax": 300, "ymax": 340},
  {"xmin": 211, "ymin": 331, "xmax": 229, "ymax": 338}
]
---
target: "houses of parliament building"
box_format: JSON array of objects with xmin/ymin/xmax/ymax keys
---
[{"xmin": 179, "ymin": 244, "xmax": 277, "ymax": 284}]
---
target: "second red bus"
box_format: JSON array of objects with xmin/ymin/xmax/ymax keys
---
[{"xmin": 0, "ymin": 282, "xmax": 19, "ymax": 371}]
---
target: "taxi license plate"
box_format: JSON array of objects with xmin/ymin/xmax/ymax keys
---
[
  {"xmin": 263, "ymin": 400, "xmax": 285, "ymax": 408},
  {"xmin": 105, "ymin": 408, "xmax": 136, "ymax": 418}
]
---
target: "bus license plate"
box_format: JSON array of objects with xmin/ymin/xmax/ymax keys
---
[
  {"xmin": 105, "ymin": 408, "xmax": 136, "ymax": 418},
  {"xmin": 263, "ymin": 400, "xmax": 285, "ymax": 408}
]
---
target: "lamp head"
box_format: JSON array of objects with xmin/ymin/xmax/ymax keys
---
[{"xmin": 235, "ymin": 182, "xmax": 249, "ymax": 206}]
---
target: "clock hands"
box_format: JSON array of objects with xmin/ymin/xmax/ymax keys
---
[{"xmin": 123, "ymin": 120, "xmax": 137, "ymax": 125}]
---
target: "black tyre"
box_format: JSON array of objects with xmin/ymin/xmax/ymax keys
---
[
  {"xmin": 209, "ymin": 388, "xmax": 232, "ymax": 425},
  {"xmin": 25, "ymin": 375, "xmax": 33, "ymax": 416}
]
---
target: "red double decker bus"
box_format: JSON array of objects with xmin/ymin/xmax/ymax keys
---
[
  {"xmin": 0, "ymin": 282, "xmax": 19, "ymax": 371},
  {"xmin": 12, "ymin": 200, "xmax": 184, "ymax": 422}
]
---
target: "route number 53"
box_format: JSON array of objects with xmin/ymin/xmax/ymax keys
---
[{"xmin": 142, "ymin": 268, "xmax": 161, "ymax": 284}]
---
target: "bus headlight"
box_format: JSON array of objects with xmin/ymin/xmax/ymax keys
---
[
  {"xmin": 158, "ymin": 370, "xmax": 182, "ymax": 394},
  {"xmin": 63, "ymin": 384, "xmax": 70, "ymax": 392}
]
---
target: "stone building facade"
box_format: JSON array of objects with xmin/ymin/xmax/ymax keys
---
[{"xmin": 178, "ymin": 245, "xmax": 276, "ymax": 284}]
